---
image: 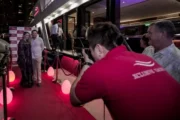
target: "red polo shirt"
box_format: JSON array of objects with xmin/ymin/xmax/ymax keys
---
[{"xmin": 75, "ymin": 45, "xmax": 180, "ymax": 120}]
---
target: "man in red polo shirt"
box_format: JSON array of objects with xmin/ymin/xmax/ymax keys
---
[{"xmin": 70, "ymin": 22, "xmax": 180, "ymax": 120}]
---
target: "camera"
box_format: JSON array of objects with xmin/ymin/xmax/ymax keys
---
[{"xmin": 74, "ymin": 37, "xmax": 94, "ymax": 61}]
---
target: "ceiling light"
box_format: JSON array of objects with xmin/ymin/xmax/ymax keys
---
[
  {"xmin": 92, "ymin": 12, "xmax": 94, "ymax": 14},
  {"xmin": 58, "ymin": 8, "xmax": 64, "ymax": 11},
  {"xmin": 18, "ymin": 11, "xmax": 23, "ymax": 14},
  {"xmin": 18, "ymin": 5, "xmax": 22, "ymax": 8},
  {"xmin": 82, "ymin": 0, "xmax": 90, "ymax": 3},
  {"xmin": 122, "ymin": 1, "xmax": 125, "ymax": 3},
  {"xmin": 70, "ymin": 3, "xmax": 78, "ymax": 9},
  {"xmin": 68, "ymin": 1, "xmax": 73, "ymax": 5}
]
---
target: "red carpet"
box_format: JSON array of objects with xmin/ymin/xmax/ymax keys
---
[{"xmin": 6, "ymin": 67, "xmax": 95, "ymax": 120}]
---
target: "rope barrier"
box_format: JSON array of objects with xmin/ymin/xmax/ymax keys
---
[{"xmin": 44, "ymin": 50, "xmax": 81, "ymax": 77}]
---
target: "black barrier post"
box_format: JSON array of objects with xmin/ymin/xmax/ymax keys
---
[
  {"xmin": 43, "ymin": 50, "xmax": 48, "ymax": 72},
  {"xmin": 2, "ymin": 69, "xmax": 15, "ymax": 120},
  {"xmin": 52, "ymin": 52, "xmax": 62, "ymax": 83},
  {"xmin": 0, "ymin": 46, "xmax": 15, "ymax": 120},
  {"xmin": 7, "ymin": 49, "xmax": 15, "ymax": 91},
  {"xmin": 2, "ymin": 71, "xmax": 7, "ymax": 120}
]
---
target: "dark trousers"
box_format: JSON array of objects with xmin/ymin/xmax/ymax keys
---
[
  {"xmin": 51, "ymin": 34, "xmax": 64, "ymax": 51},
  {"xmin": 20, "ymin": 68, "xmax": 33, "ymax": 87}
]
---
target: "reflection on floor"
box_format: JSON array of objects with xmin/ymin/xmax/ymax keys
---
[
  {"xmin": 55, "ymin": 69, "xmax": 113, "ymax": 120},
  {"xmin": 6, "ymin": 67, "xmax": 95, "ymax": 120}
]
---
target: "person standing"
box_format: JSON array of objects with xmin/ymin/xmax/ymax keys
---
[
  {"xmin": 17, "ymin": 32, "xmax": 33, "ymax": 88},
  {"xmin": 147, "ymin": 20, "xmax": 180, "ymax": 82},
  {"xmin": 70, "ymin": 22, "xmax": 180, "ymax": 120},
  {"xmin": 51, "ymin": 21, "xmax": 59, "ymax": 51},
  {"xmin": 51, "ymin": 21, "xmax": 64, "ymax": 51},
  {"xmin": 31, "ymin": 30, "xmax": 44, "ymax": 87},
  {"xmin": 140, "ymin": 34, "xmax": 154, "ymax": 57},
  {"xmin": 58, "ymin": 22, "xmax": 64, "ymax": 51}
]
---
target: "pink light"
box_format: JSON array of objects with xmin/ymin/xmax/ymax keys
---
[
  {"xmin": 47, "ymin": 66, "xmax": 54, "ymax": 77},
  {"xmin": 0, "ymin": 87, "xmax": 13, "ymax": 105},
  {"xmin": 61, "ymin": 80, "xmax": 71, "ymax": 94},
  {"xmin": 9, "ymin": 70, "xmax": 15, "ymax": 82},
  {"xmin": 34, "ymin": 6, "xmax": 40, "ymax": 16}
]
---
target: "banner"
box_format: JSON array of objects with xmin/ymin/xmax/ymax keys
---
[{"xmin": 9, "ymin": 27, "xmax": 32, "ymax": 66}]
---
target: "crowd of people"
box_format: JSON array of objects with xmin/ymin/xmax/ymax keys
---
[
  {"xmin": 17, "ymin": 19, "xmax": 180, "ymax": 119},
  {"xmin": 70, "ymin": 20, "xmax": 180, "ymax": 120}
]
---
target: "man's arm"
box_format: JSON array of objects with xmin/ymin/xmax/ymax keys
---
[{"xmin": 70, "ymin": 65, "xmax": 90, "ymax": 106}]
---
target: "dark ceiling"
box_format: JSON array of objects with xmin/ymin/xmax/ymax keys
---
[{"xmin": 0, "ymin": 0, "xmax": 37, "ymax": 33}]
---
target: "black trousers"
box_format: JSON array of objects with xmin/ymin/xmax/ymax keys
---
[
  {"xmin": 51, "ymin": 34, "xmax": 64, "ymax": 51},
  {"xmin": 20, "ymin": 68, "xmax": 33, "ymax": 86}
]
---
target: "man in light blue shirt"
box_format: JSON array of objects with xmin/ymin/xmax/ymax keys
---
[
  {"xmin": 147, "ymin": 20, "xmax": 180, "ymax": 82},
  {"xmin": 31, "ymin": 30, "xmax": 44, "ymax": 86}
]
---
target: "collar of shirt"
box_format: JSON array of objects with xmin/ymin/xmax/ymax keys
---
[
  {"xmin": 32, "ymin": 36, "xmax": 39, "ymax": 41},
  {"xmin": 154, "ymin": 44, "xmax": 175, "ymax": 57},
  {"xmin": 106, "ymin": 45, "xmax": 127, "ymax": 58}
]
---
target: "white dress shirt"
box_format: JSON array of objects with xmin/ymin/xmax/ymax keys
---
[
  {"xmin": 153, "ymin": 44, "xmax": 180, "ymax": 82},
  {"xmin": 51, "ymin": 24, "xmax": 59, "ymax": 35},
  {"xmin": 31, "ymin": 37, "xmax": 44, "ymax": 59},
  {"xmin": 142, "ymin": 46, "xmax": 155, "ymax": 57}
]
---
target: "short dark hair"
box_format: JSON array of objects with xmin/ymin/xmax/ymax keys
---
[
  {"xmin": 87, "ymin": 22, "xmax": 123, "ymax": 50},
  {"xmin": 93, "ymin": 17, "xmax": 107, "ymax": 24},
  {"xmin": 154, "ymin": 20, "xmax": 176, "ymax": 38},
  {"xmin": 32, "ymin": 29, "xmax": 38, "ymax": 33},
  {"xmin": 141, "ymin": 34, "xmax": 149, "ymax": 46},
  {"xmin": 23, "ymin": 32, "xmax": 30, "ymax": 36}
]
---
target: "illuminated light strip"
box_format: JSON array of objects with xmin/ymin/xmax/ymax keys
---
[
  {"xmin": 34, "ymin": 7, "xmax": 40, "ymax": 17},
  {"xmin": 36, "ymin": 22, "xmax": 42, "ymax": 28},
  {"xmin": 44, "ymin": 0, "xmax": 90, "ymax": 23},
  {"xmin": 121, "ymin": 12, "xmax": 180, "ymax": 23}
]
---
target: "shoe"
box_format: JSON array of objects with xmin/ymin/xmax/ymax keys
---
[
  {"xmin": 36, "ymin": 83, "xmax": 41, "ymax": 87},
  {"xmin": 27, "ymin": 81, "xmax": 33, "ymax": 88}
]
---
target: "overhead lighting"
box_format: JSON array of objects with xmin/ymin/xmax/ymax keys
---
[
  {"xmin": 68, "ymin": 1, "xmax": 73, "ymax": 5},
  {"xmin": 18, "ymin": 11, "xmax": 23, "ymax": 14},
  {"xmin": 92, "ymin": 12, "xmax": 94, "ymax": 14},
  {"xmin": 70, "ymin": 3, "xmax": 78, "ymax": 9},
  {"xmin": 44, "ymin": 19, "xmax": 49, "ymax": 24},
  {"xmin": 18, "ymin": 5, "xmax": 22, "ymax": 8},
  {"xmin": 82, "ymin": 0, "xmax": 90, "ymax": 3},
  {"xmin": 61, "ymin": 9, "xmax": 68, "ymax": 15},
  {"xmin": 58, "ymin": 7, "xmax": 65, "ymax": 11},
  {"xmin": 36, "ymin": 22, "xmax": 42, "ymax": 28}
]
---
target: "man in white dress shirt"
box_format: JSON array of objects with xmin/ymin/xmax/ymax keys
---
[
  {"xmin": 147, "ymin": 20, "xmax": 180, "ymax": 82},
  {"xmin": 51, "ymin": 21, "xmax": 64, "ymax": 51},
  {"xmin": 31, "ymin": 30, "xmax": 44, "ymax": 86}
]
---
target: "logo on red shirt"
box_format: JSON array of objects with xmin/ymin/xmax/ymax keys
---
[{"xmin": 134, "ymin": 61, "xmax": 155, "ymax": 67}]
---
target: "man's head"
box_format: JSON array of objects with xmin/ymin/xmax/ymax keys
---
[
  {"xmin": 87, "ymin": 22, "xmax": 123, "ymax": 61},
  {"xmin": 32, "ymin": 30, "xmax": 38, "ymax": 39},
  {"xmin": 147, "ymin": 20, "xmax": 176, "ymax": 51}
]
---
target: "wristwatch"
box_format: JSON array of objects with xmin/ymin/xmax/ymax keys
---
[{"xmin": 83, "ymin": 62, "xmax": 93, "ymax": 66}]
